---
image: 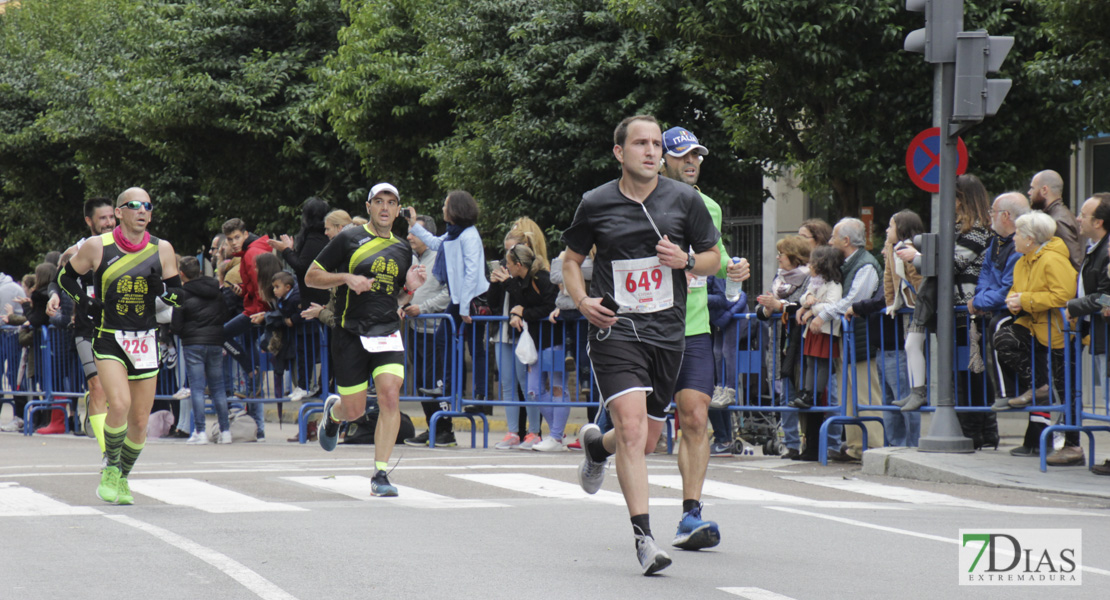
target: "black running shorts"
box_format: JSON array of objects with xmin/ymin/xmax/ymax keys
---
[
  {"xmin": 330, "ymin": 326, "xmax": 405, "ymax": 396},
  {"xmin": 92, "ymin": 330, "xmax": 159, "ymax": 381},
  {"xmin": 586, "ymin": 338, "xmax": 683, "ymax": 421}
]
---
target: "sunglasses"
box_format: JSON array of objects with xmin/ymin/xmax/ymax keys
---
[{"xmin": 121, "ymin": 201, "xmax": 153, "ymax": 211}]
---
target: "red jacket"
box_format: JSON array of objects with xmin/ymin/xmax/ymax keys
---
[{"xmin": 237, "ymin": 234, "xmax": 271, "ymax": 315}]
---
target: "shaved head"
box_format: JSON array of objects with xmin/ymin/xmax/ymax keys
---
[{"xmin": 116, "ymin": 187, "xmax": 150, "ymax": 207}]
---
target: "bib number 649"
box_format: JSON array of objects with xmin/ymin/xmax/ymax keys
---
[{"xmin": 625, "ymin": 268, "xmax": 663, "ymax": 293}]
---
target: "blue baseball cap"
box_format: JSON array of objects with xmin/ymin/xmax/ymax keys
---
[{"xmin": 662, "ymin": 127, "xmax": 709, "ymax": 157}]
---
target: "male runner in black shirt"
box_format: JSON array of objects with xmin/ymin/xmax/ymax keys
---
[
  {"xmin": 562, "ymin": 115, "xmax": 721, "ymax": 575},
  {"xmin": 50, "ymin": 198, "xmax": 116, "ymax": 454},
  {"xmin": 306, "ymin": 183, "xmax": 426, "ymax": 497}
]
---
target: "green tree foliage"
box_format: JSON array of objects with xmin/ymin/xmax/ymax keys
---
[
  {"xmin": 1031, "ymin": 0, "xmax": 1110, "ymax": 133},
  {"xmin": 94, "ymin": 0, "xmax": 362, "ymax": 253},
  {"xmin": 314, "ymin": 0, "xmax": 452, "ymax": 208},
  {"xmin": 0, "ymin": 0, "xmax": 361, "ymax": 268},
  {"xmin": 609, "ymin": 0, "xmax": 1084, "ymax": 219},
  {"xmin": 320, "ymin": 0, "xmax": 762, "ymax": 246},
  {"xmin": 0, "ymin": 0, "xmax": 136, "ymax": 268}
]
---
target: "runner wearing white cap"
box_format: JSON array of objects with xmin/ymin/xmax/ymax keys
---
[{"xmin": 306, "ymin": 182, "xmax": 427, "ymax": 497}]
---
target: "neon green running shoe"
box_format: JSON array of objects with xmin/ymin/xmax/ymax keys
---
[
  {"xmin": 116, "ymin": 477, "xmax": 133, "ymax": 505},
  {"xmin": 97, "ymin": 467, "xmax": 120, "ymax": 503}
]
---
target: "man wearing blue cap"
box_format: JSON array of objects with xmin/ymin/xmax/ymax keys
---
[{"xmin": 660, "ymin": 126, "xmax": 749, "ymax": 551}]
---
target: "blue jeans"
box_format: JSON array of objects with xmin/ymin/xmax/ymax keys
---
[
  {"xmin": 531, "ymin": 345, "xmax": 568, "ymax": 439},
  {"xmin": 223, "ymin": 313, "xmax": 264, "ymax": 432},
  {"xmin": 776, "ymin": 377, "xmax": 802, "ymax": 450},
  {"xmin": 184, "ymin": 344, "xmax": 230, "ymax": 433},
  {"xmin": 877, "ymin": 350, "xmax": 920, "ymax": 446},
  {"xmin": 496, "ymin": 341, "xmax": 538, "ymax": 435},
  {"xmin": 708, "ymin": 409, "xmax": 732, "ymax": 444}
]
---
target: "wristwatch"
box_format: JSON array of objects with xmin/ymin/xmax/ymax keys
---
[{"xmin": 684, "ymin": 254, "xmax": 696, "ymax": 272}]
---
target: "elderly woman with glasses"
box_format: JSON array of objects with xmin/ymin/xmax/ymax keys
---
[{"xmin": 991, "ymin": 211, "xmax": 1079, "ymax": 463}]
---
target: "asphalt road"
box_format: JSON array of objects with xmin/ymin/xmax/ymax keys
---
[{"xmin": 2, "ymin": 433, "xmax": 1109, "ymax": 600}]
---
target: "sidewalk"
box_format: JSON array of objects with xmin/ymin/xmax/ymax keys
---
[{"xmin": 861, "ymin": 410, "xmax": 1110, "ymax": 500}]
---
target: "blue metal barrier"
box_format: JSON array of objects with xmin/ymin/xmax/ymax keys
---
[
  {"xmin": 412, "ymin": 313, "xmax": 489, "ymax": 449},
  {"xmin": 1041, "ymin": 313, "xmax": 1110, "ymax": 471},
  {"xmin": 445, "ymin": 315, "xmax": 599, "ymax": 449},
  {"xmin": 20, "ymin": 327, "xmax": 77, "ymax": 435}
]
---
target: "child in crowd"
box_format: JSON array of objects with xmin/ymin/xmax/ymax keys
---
[
  {"xmin": 790, "ymin": 246, "xmax": 843, "ymax": 410},
  {"xmin": 260, "ymin": 271, "xmax": 304, "ymax": 400}
]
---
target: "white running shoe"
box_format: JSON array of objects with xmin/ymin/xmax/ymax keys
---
[
  {"xmin": 532, "ymin": 437, "xmax": 567, "ymax": 452},
  {"xmin": 185, "ymin": 431, "xmax": 208, "ymax": 445},
  {"xmin": 172, "ymin": 387, "xmax": 192, "ymax": 401},
  {"xmin": 1, "ymin": 417, "xmax": 25, "ymax": 432},
  {"xmin": 287, "ymin": 387, "xmax": 309, "ymax": 402},
  {"xmin": 219, "ymin": 431, "xmax": 233, "ymax": 444},
  {"xmin": 635, "ymin": 528, "xmax": 672, "ymax": 576}
]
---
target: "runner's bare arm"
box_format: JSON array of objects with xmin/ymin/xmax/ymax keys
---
[{"xmin": 305, "ymin": 263, "xmax": 373, "ymax": 294}]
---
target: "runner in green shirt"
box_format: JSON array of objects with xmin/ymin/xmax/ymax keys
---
[{"xmin": 659, "ymin": 126, "xmax": 749, "ymax": 551}]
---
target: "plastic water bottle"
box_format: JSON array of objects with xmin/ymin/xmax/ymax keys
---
[{"xmin": 725, "ymin": 256, "xmax": 743, "ymax": 302}]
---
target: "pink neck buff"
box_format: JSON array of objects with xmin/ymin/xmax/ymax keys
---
[{"xmin": 113, "ymin": 226, "xmax": 150, "ymax": 253}]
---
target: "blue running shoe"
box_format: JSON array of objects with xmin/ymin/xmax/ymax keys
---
[
  {"xmin": 319, "ymin": 395, "xmax": 341, "ymax": 452},
  {"xmin": 672, "ymin": 502, "xmax": 720, "ymax": 550},
  {"xmin": 370, "ymin": 470, "xmax": 398, "ymax": 497}
]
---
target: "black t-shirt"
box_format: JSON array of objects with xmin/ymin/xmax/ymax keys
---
[
  {"xmin": 561, "ymin": 176, "xmax": 719, "ymax": 348},
  {"xmin": 312, "ymin": 225, "xmax": 412, "ymax": 337}
]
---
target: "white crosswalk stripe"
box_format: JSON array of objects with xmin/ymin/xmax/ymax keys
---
[
  {"xmin": 718, "ymin": 587, "xmax": 800, "ymax": 600},
  {"xmin": 126, "ymin": 479, "xmax": 306, "ymax": 513},
  {"xmin": 779, "ymin": 476, "xmax": 1106, "ymax": 517},
  {"xmin": 451, "ymin": 473, "xmax": 683, "ymax": 506},
  {"xmin": 283, "ymin": 475, "xmax": 507, "ymax": 508},
  {"xmin": 649, "ymin": 475, "xmax": 906, "ymax": 510},
  {"xmin": 1, "ymin": 471, "xmax": 1100, "ymax": 518},
  {"xmin": 0, "ymin": 482, "xmax": 101, "ymax": 517}
]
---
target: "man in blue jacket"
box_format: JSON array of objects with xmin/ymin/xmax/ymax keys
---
[{"xmin": 973, "ymin": 193, "xmax": 1032, "ymax": 410}]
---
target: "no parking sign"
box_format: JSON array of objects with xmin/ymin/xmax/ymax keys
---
[{"xmin": 905, "ymin": 127, "xmax": 968, "ymax": 193}]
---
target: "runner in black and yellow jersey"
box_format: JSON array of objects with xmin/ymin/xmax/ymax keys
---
[
  {"xmin": 306, "ymin": 182, "xmax": 426, "ymax": 497},
  {"xmin": 57, "ymin": 188, "xmax": 182, "ymax": 505}
]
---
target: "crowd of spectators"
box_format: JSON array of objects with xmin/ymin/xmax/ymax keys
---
[{"xmin": 3, "ymin": 169, "xmax": 1110, "ymax": 473}]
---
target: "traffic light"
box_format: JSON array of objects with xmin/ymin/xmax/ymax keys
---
[
  {"xmin": 952, "ymin": 30, "xmax": 1014, "ymax": 122},
  {"xmin": 912, "ymin": 233, "xmax": 938, "ymax": 277},
  {"xmin": 904, "ymin": 0, "xmax": 963, "ymax": 64}
]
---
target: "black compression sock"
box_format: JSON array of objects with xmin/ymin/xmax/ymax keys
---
[
  {"xmin": 631, "ymin": 514, "xmax": 652, "ymax": 539},
  {"xmin": 682, "ymin": 499, "xmax": 699, "ymax": 513},
  {"xmin": 587, "ymin": 434, "xmax": 612, "ymax": 463}
]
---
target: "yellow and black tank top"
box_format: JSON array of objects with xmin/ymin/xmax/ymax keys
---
[
  {"xmin": 312, "ymin": 225, "xmax": 412, "ymax": 337},
  {"xmin": 94, "ymin": 232, "xmax": 163, "ymax": 333}
]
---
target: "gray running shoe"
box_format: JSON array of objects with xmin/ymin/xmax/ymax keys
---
[
  {"xmin": 635, "ymin": 529, "xmax": 672, "ymax": 576},
  {"xmin": 370, "ymin": 469, "xmax": 398, "ymax": 497},
  {"xmin": 577, "ymin": 424, "xmax": 607, "ymax": 494}
]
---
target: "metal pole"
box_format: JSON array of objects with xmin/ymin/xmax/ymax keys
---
[{"xmin": 920, "ymin": 61, "xmax": 973, "ymax": 453}]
